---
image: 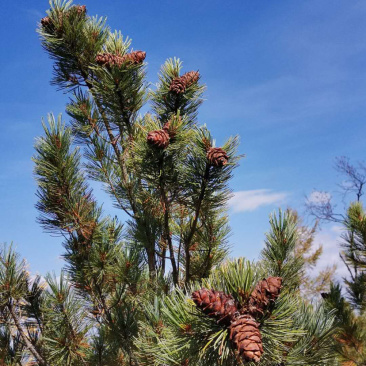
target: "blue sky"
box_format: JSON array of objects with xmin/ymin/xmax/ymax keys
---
[{"xmin": 1, "ymin": 0, "xmax": 366, "ymax": 277}]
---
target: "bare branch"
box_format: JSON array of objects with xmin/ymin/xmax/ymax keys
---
[
  {"xmin": 305, "ymin": 190, "xmax": 344, "ymax": 223},
  {"xmin": 335, "ymin": 156, "xmax": 366, "ymax": 202}
]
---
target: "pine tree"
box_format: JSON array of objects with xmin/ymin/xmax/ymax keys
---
[
  {"xmin": 322, "ymin": 202, "xmax": 366, "ymax": 365},
  {"xmin": 289, "ymin": 209, "xmax": 336, "ymax": 301},
  {"xmin": 0, "ymin": 1, "xmax": 337, "ymax": 365}
]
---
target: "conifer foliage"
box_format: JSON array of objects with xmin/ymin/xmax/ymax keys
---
[
  {"xmin": 192, "ymin": 277, "xmax": 282, "ymax": 362},
  {"xmin": 322, "ymin": 202, "xmax": 366, "ymax": 365},
  {"xmin": 135, "ymin": 212, "xmax": 337, "ymax": 366},
  {"xmin": 0, "ymin": 1, "xmax": 338, "ymax": 365}
]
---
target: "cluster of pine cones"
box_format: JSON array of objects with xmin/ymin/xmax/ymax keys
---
[
  {"xmin": 192, "ymin": 277, "xmax": 282, "ymax": 363},
  {"xmin": 146, "ymin": 123, "xmax": 229, "ymax": 167},
  {"xmin": 146, "ymin": 127, "xmax": 229, "ymax": 167},
  {"xmin": 41, "ymin": 5, "xmax": 87, "ymax": 29},
  {"xmin": 95, "ymin": 51, "xmax": 146, "ymax": 69},
  {"xmin": 170, "ymin": 71, "xmax": 200, "ymax": 94}
]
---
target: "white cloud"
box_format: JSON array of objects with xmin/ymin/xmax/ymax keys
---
[
  {"xmin": 307, "ymin": 191, "xmax": 331, "ymax": 204},
  {"xmin": 229, "ymin": 189, "xmax": 288, "ymax": 213}
]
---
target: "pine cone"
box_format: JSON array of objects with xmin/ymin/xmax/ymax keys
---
[
  {"xmin": 95, "ymin": 53, "xmax": 124, "ymax": 69},
  {"xmin": 41, "ymin": 16, "xmax": 51, "ymax": 27},
  {"xmin": 76, "ymin": 5, "xmax": 87, "ymax": 14},
  {"xmin": 169, "ymin": 78, "xmax": 186, "ymax": 94},
  {"xmin": 169, "ymin": 71, "xmax": 200, "ymax": 94},
  {"xmin": 207, "ymin": 147, "xmax": 229, "ymax": 167},
  {"xmin": 96, "ymin": 51, "xmax": 145, "ymax": 69},
  {"xmin": 230, "ymin": 314, "xmax": 263, "ymax": 363},
  {"xmin": 192, "ymin": 288, "xmax": 238, "ymax": 324},
  {"xmin": 96, "ymin": 53, "xmax": 114, "ymax": 67},
  {"xmin": 122, "ymin": 50, "xmax": 146, "ymax": 64},
  {"xmin": 182, "ymin": 71, "xmax": 200, "ymax": 86},
  {"xmin": 247, "ymin": 277, "xmax": 282, "ymax": 317},
  {"xmin": 147, "ymin": 129, "xmax": 170, "ymax": 149}
]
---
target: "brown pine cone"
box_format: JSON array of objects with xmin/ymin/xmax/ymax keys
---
[
  {"xmin": 207, "ymin": 147, "xmax": 229, "ymax": 167},
  {"xmin": 96, "ymin": 51, "xmax": 145, "ymax": 69},
  {"xmin": 192, "ymin": 288, "xmax": 238, "ymax": 324},
  {"xmin": 230, "ymin": 314, "xmax": 263, "ymax": 363},
  {"xmin": 111, "ymin": 55, "xmax": 124, "ymax": 68},
  {"xmin": 95, "ymin": 53, "xmax": 124, "ymax": 69},
  {"xmin": 169, "ymin": 71, "xmax": 200, "ymax": 94},
  {"xmin": 76, "ymin": 5, "xmax": 87, "ymax": 14},
  {"xmin": 147, "ymin": 129, "xmax": 170, "ymax": 149},
  {"xmin": 122, "ymin": 50, "xmax": 146, "ymax": 64},
  {"xmin": 41, "ymin": 16, "xmax": 52, "ymax": 27},
  {"xmin": 246, "ymin": 277, "xmax": 282, "ymax": 317},
  {"xmin": 96, "ymin": 53, "xmax": 113, "ymax": 66},
  {"xmin": 169, "ymin": 77, "xmax": 186, "ymax": 94},
  {"xmin": 181, "ymin": 71, "xmax": 200, "ymax": 86}
]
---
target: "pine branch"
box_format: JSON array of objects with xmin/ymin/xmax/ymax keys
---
[
  {"xmin": 7, "ymin": 302, "xmax": 49, "ymax": 366},
  {"xmin": 158, "ymin": 154, "xmax": 178, "ymax": 284},
  {"xmin": 0, "ymin": 245, "xmax": 48, "ymax": 365},
  {"xmin": 260, "ymin": 209, "xmax": 304, "ymax": 290},
  {"xmin": 33, "ymin": 115, "xmax": 98, "ymax": 239},
  {"xmin": 184, "ymin": 164, "xmax": 210, "ymax": 285},
  {"xmin": 81, "ymin": 66, "xmax": 140, "ymax": 218}
]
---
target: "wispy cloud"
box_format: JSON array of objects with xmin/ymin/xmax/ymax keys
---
[
  {"xmin": 307, "ymin": 191, "xmax": 331, "ymax": 204},
  {"xmin": 229, "ymin": 189, "xmax": 288, "ymax": 213}
]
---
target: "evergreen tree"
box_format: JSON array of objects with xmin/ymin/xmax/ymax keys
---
[
  {"xmin": 306, "ymin": 157, "xmax": 366, "ymax": 364},
  {"xmin": 0, "ymin": 1, "xmax": 337, "ymax": 365},
  {"xmin": 288, "ymin": 210, "xmax": 336, "ymax": 301},
  {"xmin": 322, "ymin": 202, "xmax": 366, "ymax": 365}
]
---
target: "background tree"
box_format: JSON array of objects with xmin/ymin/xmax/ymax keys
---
[
  {"xmin": 306, "ymin": 156, "xmax": 366, "ymax": 293},
  {"xmin": 306, "ymin": 156, "xmax": 366, "ymax": 223},
  {"xmin": 322, "ymin": 202, "xmax": 366, "ymax": 365},
  {"xmin": 289, "ymin": 209, "xmax": 336, "ymax": 301},
  {"xmin": 306, "ymin": 156, "xmax": 366, "ymax": 364}
]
